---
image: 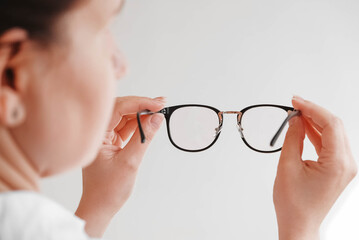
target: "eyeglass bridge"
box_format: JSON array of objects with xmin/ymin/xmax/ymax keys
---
[{"xmin": 214, "ymin": 111, "xmax": 244, "ymax": 138}]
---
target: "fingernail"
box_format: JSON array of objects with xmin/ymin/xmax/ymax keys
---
[
  {"xmin": 293, "ymin": 95, "xmax": 305, "ymax": 104},
  {"xmin": 150, "ymin": 114, "xmax": 164, "ymax": 128}
]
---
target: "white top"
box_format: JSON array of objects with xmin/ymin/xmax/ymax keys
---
[{"xmin": 0, "ymin": 191, "xmax": 101, "ymax": 240}]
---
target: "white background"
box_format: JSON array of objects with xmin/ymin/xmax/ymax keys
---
[{"xmin": 42, "ymin": 0, "xmax": 359, "ymax": 239}]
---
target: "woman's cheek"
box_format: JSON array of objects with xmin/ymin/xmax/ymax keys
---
[
  {"xmin": 103, "ymin": 29, "xmax": 125, "ymax": 79},
  {"xmin": 91, "ymin": 31, "xmax": 117, "ymax": 96},
  {"xmin": 67, "ymin": 37, "xmax": 116, "ymax": 166}
]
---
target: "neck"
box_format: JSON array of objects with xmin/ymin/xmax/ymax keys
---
[{"xmin": 0, "ymin": 127, "xmax": 40, "ymax": 192}]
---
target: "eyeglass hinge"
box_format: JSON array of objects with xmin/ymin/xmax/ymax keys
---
[{"xmin": 160, "ymin": 107, "xmax": 168, "ymax": 115}]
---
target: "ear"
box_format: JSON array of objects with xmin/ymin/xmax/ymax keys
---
[{"xmin": 0, "ymin": 28, "xmax": 28, "ymax": 128}]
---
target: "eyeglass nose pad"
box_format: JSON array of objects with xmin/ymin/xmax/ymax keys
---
[
  {"xmin": 237, "ymin": 122, "xmax": 244, "ymax": 138},
  {"xmin": 236, "ymin": 114, "xmax": 245, "ymax": 138},
  {"xmin": 213, "ymin": 112, "xmax": 224, "ymax": 138},
  {"xmin": 213, "ymin": 125, "xmax": 222, "ymax": 137}
]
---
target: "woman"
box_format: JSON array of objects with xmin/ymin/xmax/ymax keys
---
[{"xmin": 0, "ymin": 0, "xmax": 356, "ymax": 239}]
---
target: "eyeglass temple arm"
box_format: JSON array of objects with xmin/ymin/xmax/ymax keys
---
[
  {"xmin": 137, "ymin": 109, "xmax": 165, "ymax": 144},
  {"xmin": 270, "ymin": 110, "xmax": 301, "ymax": 147}
]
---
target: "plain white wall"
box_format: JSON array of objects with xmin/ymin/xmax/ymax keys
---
[{"xmin": 41, "ymin": 0, "xmax": 359, "ymax": 239}]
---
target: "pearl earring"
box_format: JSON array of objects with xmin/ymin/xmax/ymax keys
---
[{"xmin": 12, "ymin": 108, "xmax": 19, "ymax": 120}]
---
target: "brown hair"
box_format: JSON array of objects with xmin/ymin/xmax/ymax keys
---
[{"xmin": 0, "ymin": 0, "xmax": 81, "ymax": 42}]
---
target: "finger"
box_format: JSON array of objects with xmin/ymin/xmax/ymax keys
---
[
  {"xmin": 302, "ymin": 117, "xmax": 322, "ymax": 155},
  {"xmin": 114, "ymin": 116, "xmax": 128, "ymax": 132},
  {"xmin": 107, "ymin": 96, "xmax": 166, "ymax": 131},
  {"xmin": 113, "ymin": 134, "xmax": 124, "ymax": 148},
  {"xmin": 302, "ymin": 115, "xmax": 323, "ymax": 133},
  {"xmin": 117, "ymin": 118, "xmax": 138, "ymax": 142},
  {"xmin": 292, "ymin": 96, "xmax": 345, "ymax": 160},
  {"xmin": 112, "ymin": 118, "xmax": 142, "ymax": 148},
  {"xmin": 115, "ymin": 96, "xmax": 166, "ymax": 114},
  {"xmin": 116, "ymin": 113, "xmax": 164, "ymax": 169},
  {"xmin": 292, "ymin": 96, "xmax": 334, "ymax": 130},
  {"xmin": 278, "ymin": 115, "xmax": 305, "ymax": 167},
  {"xmin": 121, "ymin": 113, "xmax": 137, "ymax": 120},
  {"xmin": 113, "ymin": 114, "xmax": 138, "ymax": 134}
]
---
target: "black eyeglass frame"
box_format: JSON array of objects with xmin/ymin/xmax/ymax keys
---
[{"xmin": 137, "ymin": 104, "xmax": 300, "ymax": 153}]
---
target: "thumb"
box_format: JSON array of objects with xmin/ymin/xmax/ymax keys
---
[
  {"xmin": 278, "ymin": 116, "xmax": 305, "ymax": 166},
  {"xmin": 118, "ymin": 113, "xmax": 164, "ymax": 167}
]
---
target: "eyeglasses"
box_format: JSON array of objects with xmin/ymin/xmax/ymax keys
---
[{"xmin": 137, "ymin": 104, "xmax": 300, "ymax": 153}]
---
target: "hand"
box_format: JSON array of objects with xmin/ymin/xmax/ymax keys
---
[
  {"xmin": 75, "ymin": 96, "xmax": 166, "ymax": 238},
  {"xmin": 273, "ymin": 96, "xmax": 357, "ymax": 240}
]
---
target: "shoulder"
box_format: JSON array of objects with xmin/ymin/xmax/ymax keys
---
[{"xmin": 0, "ymin": 191, "xmax": 91, "ymax": 240}]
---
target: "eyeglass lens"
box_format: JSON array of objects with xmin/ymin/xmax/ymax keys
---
[
  {"xmin": 168, "ymin": 106, "xmax": 220, "ymax": 151},
  {"xmin": 240, "ymin": 106, "xmax": 289, "ymax": 152}
]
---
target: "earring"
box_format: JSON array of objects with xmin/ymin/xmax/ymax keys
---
[
  {"xmin": 11, "ymin": 106, "xmax": 24, "ymax": 125},
  {"xmin": 12, "ymin": 107, "xmax": 18, "ymax": 120}
]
